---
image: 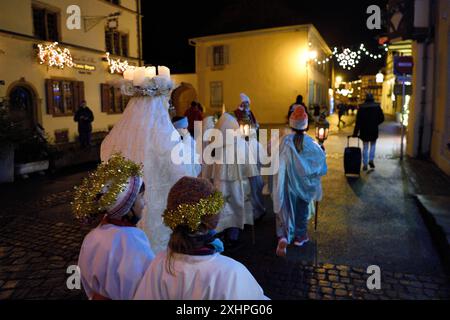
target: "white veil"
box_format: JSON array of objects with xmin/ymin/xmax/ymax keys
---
[{"xmin": 101, "ymin": 95, "xmax": 189, "ymax": 253}]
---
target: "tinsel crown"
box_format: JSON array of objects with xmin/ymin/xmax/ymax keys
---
[
  {"xmin": 163, "ymin": 191, "xmax": 225, "ymax": 232},
  {"xmin": 72, "ymin": 153, "xmax": 143, "ymax": 221}
]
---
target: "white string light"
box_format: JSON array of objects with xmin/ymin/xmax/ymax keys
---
[
  {"xmin": 37, "ymin": 42, "xmax": 73, "ymax": 69},
  {"xmin": 310, "ymin": 43, "xmax": 387, "ymax": 70},
  {"xmin": 105, "ymin": 52, "xmax": 129, "ymax": 74}
]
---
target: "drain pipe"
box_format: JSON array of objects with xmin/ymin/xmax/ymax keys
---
[{"xmin": 417, "ymin": 0, "xmax": 434, "ymax": 157}]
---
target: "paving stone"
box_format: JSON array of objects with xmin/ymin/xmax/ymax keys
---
[
  {"xmin": 319, "ymin": 280, "xmax": 331, "ymax": 287},
  {"xmin": 335, "ymin": 289, "xmax": 348, "ymax": 297},
  {"xmin": 332, "ymin": 283, "xmax": 346, "ymax": 290},
  {"xmin": 0, "ymin": 290, "xmax": 14, "ymax": 300},
  {"xmin": 328, "ymin": 270, "xmax": 339, "ymax": 276},
  {"xmin": 3, "ymin": 280, "xmax": 19, "ymax": 290},
  {"xmin": 321, "ymin": 287, "xmax": 334, "ymax": 295},
  {"xmin": 329, "ymin": 275, "xmax": 340, "ymax": 282}
]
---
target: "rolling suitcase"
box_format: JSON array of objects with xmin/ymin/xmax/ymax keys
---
[{"xmin": 344, "ymin": 136, "xmax": 362, "ymax": 176}]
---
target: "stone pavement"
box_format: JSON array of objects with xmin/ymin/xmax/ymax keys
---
[{"xmin": 1, "ymin": 115, "xmax": 450, "ymax": 300}]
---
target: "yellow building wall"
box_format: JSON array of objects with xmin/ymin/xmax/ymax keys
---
[
  {"xmin": 194, "ymin": 27, "xmax": 330, "ymax": 124},
  {"xmin": 430, "ymin": 0, "xmax": 450, "ymax": 175},
  {"xmin": 0, "ymin": 0, "xmax": 141, "ymax": 142},
  {"xmin": 171, "ymin": 73, "xmax": 198, "ymax": 92},
  {"xmin": 0, "ymin": 36, "xmax": 129, "ymax": 141},
  {"xmin": 0, "ymin": 0, "xmax": 140, "ymax": 58}
]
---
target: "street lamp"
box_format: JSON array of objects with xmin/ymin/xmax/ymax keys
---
[{"xmin": 376, "ymin": 72, "xmax": 384, "ymax": 83}]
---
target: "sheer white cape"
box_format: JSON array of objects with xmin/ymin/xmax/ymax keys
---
[{"xmin": 101, "ymin": 96, "xmax": 190, "ymax": 253}]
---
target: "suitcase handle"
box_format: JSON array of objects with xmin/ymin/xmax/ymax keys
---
[{"xmin": 347, "ymin": 135, "xmax": 360, "ymax": 148}]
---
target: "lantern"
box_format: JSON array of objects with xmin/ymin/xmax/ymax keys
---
[{"xmin": 315, "ymin": 116, "xmax": 330, "ymax": 145}]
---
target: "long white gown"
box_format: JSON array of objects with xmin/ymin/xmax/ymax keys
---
[
  {"xmin": 201, "ymin": 113, "xmax": 259, "ymax": 233},
  {"xmin": 78, "ymin": 224, "xmax": 155, "ymax": 300},
  {"xmin": 134, "ymin": 251, "xmax": 269, "ymax": 300},
  {"xmin": 101, "ymin": 96, "xmax": 191, "ymax": 253}
]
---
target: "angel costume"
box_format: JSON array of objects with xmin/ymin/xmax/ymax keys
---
[
  {"xmin": 202, "ymin": 113, "xmax": 259, "ymax": 236},
  {"xmin": 134, "ymin": 251, "xmax": 268, "ymax": 300},
  {"xmin": 172, "ymin": 116, "xmax": 201, "ymax": 177},
  {"xmin": 100, "ymin": 77, "xmax": 191, "ymax": 253}
]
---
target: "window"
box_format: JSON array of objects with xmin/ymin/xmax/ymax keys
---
[
  {"xmin": 105, "ymin": 30, "xmax": 129, "ymax": 57},
  {"xmin": 32, "ymin": 6, "xmax": 59, "ymax": 41},
  {"xmin": 45, "ymin": 80, "xmax": 84, "ymax": 116},
  {"xmin": 101, "ymin": 84, "xmax": 130, "ymax": 114},
  {"xmin": 208, "ymin": 45, "xmax": 229, "ymax": 69},
  {"xmin": 213, "ymin": 46, "xmax": 224, "ymax": 66},
  {"xmin": 210, "ymin": 82, "xmax": 223, "ymax": 108}
]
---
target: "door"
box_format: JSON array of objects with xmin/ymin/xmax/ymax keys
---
[{"xmin": 8, "ymin": 85, "xmax": 37, "ymax": 130}]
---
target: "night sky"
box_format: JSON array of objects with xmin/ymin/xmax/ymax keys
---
[{"xmin": 141, "ymin": 0, "xmax": 388, "ymax": 80}]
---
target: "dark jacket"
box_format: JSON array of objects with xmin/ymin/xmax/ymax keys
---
[
  {"xmin": 74, "ymin": 106, "xmax": 94, "ymax": 132},
  {"xmin": 353, "ymin": 101, "xmax": 384, "ymax": 142},
  {"xmin": 234, "ymin": 108, "xmax": 258, "ymax": 128}
]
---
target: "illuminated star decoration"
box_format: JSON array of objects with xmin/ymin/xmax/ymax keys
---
[
  {"xmin": 105, "ymin": 52, "xmax": 129, "ymax": 74},
  {"xmin": 312, "ymin": 43, "xmax": 388, "ymax": 70},
  {"xmin": 37, "ymin": 42, "xmax": 73, "ymax": 69}
]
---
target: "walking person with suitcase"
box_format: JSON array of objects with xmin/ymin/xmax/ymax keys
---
[{"xmin": 352, "ymin": 93, "xmax": 385, "ymax": 171}]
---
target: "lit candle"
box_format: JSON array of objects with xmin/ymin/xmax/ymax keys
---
[
  {"xmin": 145, "ymin": 66, "xmax": 156, "ymax": 78},
  {"xmin": 123, "ymin": 67, "xmax": 135, "ymax": 81},
  {"xmin": 319, "ymin": 128, "xmax": 325, "ymax": 140},
  {"xmin": 158, "ymin": 66, "xmax": 170, "ymax": 79},
  {"xmin": 133, "ymin": 67, "xmax": 146, "ymax": 86}
]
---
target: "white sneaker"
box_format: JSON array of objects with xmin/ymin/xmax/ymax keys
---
[{"xmin": 276, "ymin": 237, "xmax": 288, "ymax": 257}]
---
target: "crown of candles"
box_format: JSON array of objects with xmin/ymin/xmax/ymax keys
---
[{"xmin": 123, "ymin": 66, "xmax": 171, "ymax": 87}]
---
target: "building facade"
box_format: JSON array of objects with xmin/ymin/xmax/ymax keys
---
[
  {"xmin": 0, "ymin": 0, "xmax": 142, "ymax": 143},
  {"xmin": 383, "ymin": 0, "xmax": 450, "ymax": 175},
  {"xmin": 189, "ymin": 25, "xmax": 333, "ymax": 124}
]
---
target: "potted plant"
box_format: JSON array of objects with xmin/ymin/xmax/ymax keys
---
[
  {"xmin": 0, "ymin": 99, "xmax": 23, "ymax": 183},
  {"xmin": 14, "ymin": 125, "xmax": 54, "ymax": 179}
]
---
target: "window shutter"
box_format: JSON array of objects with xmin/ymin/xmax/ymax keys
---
[
  {"xmin": 206, "ymin": 46, "xmax": 213, "ymax": 67},
  {"xmin": 72, "ymin": 81, "xmax": 84, "ymax": 112},
  {"xmin": 45, "ymin": 79, "xmax": 54, "ymax": 115},
  {"xmin": 101, "ymin": 84, "xmax": 111, "ymax": 113},
  {"xmin": 223, "ymin": 45, "xmax": 230, "ymax": 65}
]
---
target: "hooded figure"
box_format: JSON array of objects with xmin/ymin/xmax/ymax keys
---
[
  {"xmin": 172, "ymin": 116, "xmax": 201, "ymax": 177},
  {"xmin": 76, "ymin": 154, "xmax": 155, "ymax": 300},
  {"xmin": 202, "ymin": 113, "xmax": 259, "ymax": 246},
  {"xmin": 100, "ymin": 76, "xmax": 193, "ymax": 254},
  {"xmin": 234, "ymin": 93, "xmax": 259, "ymax": 129},
  {"xmin": 134, "ymin": 176, "xmax": 269, "ymax": 300},
  {"xmin": 273, "ymin": 107, "xmax": 327, "ymax": 257}
]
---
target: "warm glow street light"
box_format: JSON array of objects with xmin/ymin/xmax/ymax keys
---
[{"xmin": 376, "ymin": 72, "xmax": 384, "ymax": 83}]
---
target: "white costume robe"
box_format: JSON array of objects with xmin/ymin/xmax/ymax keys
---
[
  {"xmin": 179, "ymin": 131, "xmax": 201, "ymax": 177},
  {"xmin": 100, "ymin": 96, "xmax": 192, "ymax": 253},
  {"xmin": 202, "ymin": 114, "xmax": 259, "ymax": 232},
  {"xmin": 134, "ymin": 251, "xmax": 269, "ymax": 300},
  {"xmin": 78, "ymin": 224, "xmax": 155, "ymax": 300}
]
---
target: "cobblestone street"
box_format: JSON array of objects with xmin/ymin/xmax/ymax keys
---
[{"xmin": 1, "ymin": 116, "xmax": 450, "ymax": 300}]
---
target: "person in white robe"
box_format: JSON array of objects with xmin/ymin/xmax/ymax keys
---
[
  {"xmin": 75, "ymin": 154, "xmax": 155, "ymax": 300},
  {"xmin": 272, "ymin": 107, "xmax": 327, "ymax": 257},
  {"xmin": 202, "ymin": 113, "xmax": 259, "ymax": 247},
  {"xmin": 246, "ymin": 127, "xmax": 267, "ymax": 223},
  {"xmin": 134, "ymin": 176, "xmax": 268, "ymax": 300},
  {"xmin": 100, "ymin": 75, "xmax": 192, "ymax": 254},
  {"xmin": 172, "ymin": 116, "xmax": 201, "ymax": 177}
]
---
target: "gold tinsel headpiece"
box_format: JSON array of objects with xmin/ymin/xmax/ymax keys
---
[
  {"xmin": 72, "ymin": 153, "xmax": 143, "ymax": 221},
  {"xmin": 163, "ymin": 191, "xmax": 225, "ymax": 232}
]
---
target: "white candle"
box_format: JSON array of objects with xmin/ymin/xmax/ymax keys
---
[
  {"xmin": 145, "ymin": 66, "xmax": 156, "ymax": 78},
  {"xmin": 133, "ymin": 67, "xmax": 146, "ymax": 86},
  {"xmin": 158, "ymin": 66, "xmax": 170, "ymax": 79},
  {"xmin": 123, "ymin": 67, "xmax": 135, "ymax": 81}
]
